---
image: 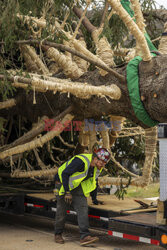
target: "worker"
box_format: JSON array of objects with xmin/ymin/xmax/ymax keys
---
[
  {"xmin": 73, "ymin": 142, "xmax": 104, "ymax": 205},
  {"xmin": 54, "ymin": 147, "xmax": 111, "ymax": 246}
]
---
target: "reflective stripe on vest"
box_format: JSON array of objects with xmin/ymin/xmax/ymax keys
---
[{"xmin": 68, "ymin": 154, "xmax": 90, "ymax": 189}]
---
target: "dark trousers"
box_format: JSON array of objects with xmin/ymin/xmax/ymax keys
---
[{"xmin": 55, "ymin": 185, "xmax": 90, "ymax": 239}]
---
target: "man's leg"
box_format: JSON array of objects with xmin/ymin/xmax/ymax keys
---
[
  {"xmin": 54, "ymin": 194, "xmax": 67, "ymax": 243},
  {"xmin": 71, "ymin": 186, "xmax": 99, "ymax": 245},
  {"xmin": 71, "ymin": 186, "xmax": 90, "ymax": 239}
]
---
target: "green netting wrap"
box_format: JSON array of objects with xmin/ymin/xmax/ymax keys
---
[
  {"xmin": 120, "ymin": 0, "xmax": 158, "ymax": 127},
  {"xmin": 120, "ymin": 0, "xmax": 157, "ymax": 52},
  {"xmin": 126, "ymin": 56, "xmax": 158, "ymax": 127},
  {"xmin": 121, "ymin": 0, "xmax": 134, "ymax": 17},
  {"xmin": 145, "ymin": 33, "xmax": 157, "ymax": 52}
]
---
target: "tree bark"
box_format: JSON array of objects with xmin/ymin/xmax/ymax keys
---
[{"xmin": 139, "ymin": 55, "xmax": 167, "ymax": 123}]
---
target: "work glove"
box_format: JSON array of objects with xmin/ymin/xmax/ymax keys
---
[
  {"xmin": 53, "ymin": 188, "xmax": 59, "ymax": 196},
  {"xmin": 64, "ymin": 191, "xmax": 72, "ymax": 204}
]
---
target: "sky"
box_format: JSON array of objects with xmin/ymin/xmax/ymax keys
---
[{"xmin": 155, "ymin": 0, "xmax": 167, "ymax": 9}]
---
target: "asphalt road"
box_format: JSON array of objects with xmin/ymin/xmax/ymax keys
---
[{"xmin": 0, "ymin": 212, "xmax": 163, "ymax": 250}]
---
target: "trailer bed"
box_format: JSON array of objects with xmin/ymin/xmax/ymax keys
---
[
  {"xmin": 28, "ymin": 192, "xmax": 157, "ymax": 213},
  {"xmin": 1, "ymin": 192, "xmax": 167, "ymax": 248}
]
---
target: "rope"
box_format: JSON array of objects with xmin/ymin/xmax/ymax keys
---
[{"xmin": 11, "ymin": 166, "xmax": 58, "ymax": 178}]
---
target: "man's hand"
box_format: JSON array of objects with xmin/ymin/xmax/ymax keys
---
[{"xmin": 64, "ymin": 191, "xmax": 72, "ymax": 204}]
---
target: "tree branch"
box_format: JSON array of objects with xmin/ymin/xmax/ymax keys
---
[
  {"xmin": 0, "ymin": 114, "xmax": 74, "ymax": 160},
  {"xmin": 16, "ymin": 40, "xmax": 125, "ymax": 82},
  {"xmin": 73, "ymin": 6, "xmax": 96, "ymax": 33},
  {"xmin": 0, "ymin": 99, "xmax": 16, "ymax": 109},
  {"xmin": 0, "ymin": 106, "xmax": 73, "ymax": 152},
  {"xmin": 100, "ymin": 0, "xmax": 109, "ymax": 29}
]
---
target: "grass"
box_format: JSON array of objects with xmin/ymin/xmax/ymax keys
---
[{"xmin": 125, "ymin": 182, "xmax": 160, "ymax": 198}]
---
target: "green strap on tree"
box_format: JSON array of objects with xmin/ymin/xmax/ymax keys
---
[
  {"xmin": 120, "ymin": 0, "xmax": 157, "ymax": 51},
  {"xmin": 120, "ymin": 0, "xmax": 158, "ymax": 127},
  {"xmin": 126, "ymin": 56, "xmax": 158, "ymax": 127}
]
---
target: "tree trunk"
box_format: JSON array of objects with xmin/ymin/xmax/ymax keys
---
[{"xmin": 3, "ymin": 55, "xmax": 167, "ymax": 128}]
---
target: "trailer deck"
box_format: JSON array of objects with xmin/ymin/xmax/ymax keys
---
[{"xmin": 0, "ymin": 192, "xmax": 167, "ymax": 249}]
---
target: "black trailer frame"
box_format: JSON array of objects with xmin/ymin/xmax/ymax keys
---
[{"xmin": 1, "ymin": 192, "xmax": 167, "ymax": 249}]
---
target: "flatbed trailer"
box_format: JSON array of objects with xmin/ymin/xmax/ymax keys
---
[
  {"xmin": 0, "ymin": 192, "xmax": 167, "ymax": 249},
  {"xmin": 1, "ymin": 124, "xmax": 167, "ymax": 248}
]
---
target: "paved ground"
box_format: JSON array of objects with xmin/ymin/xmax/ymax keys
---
[{"xmin": 0, "ymin": 212, "xmax": 163, "ymax": 250}]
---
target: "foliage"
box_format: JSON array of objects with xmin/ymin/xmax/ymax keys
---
[
  {"xmin": 125, "ymin": 182, "xmax": 159, "ymax": 198},
  {"xmin": 140, "ymin": 0, "xmax": 157, "ymax": 11},
  {"xmin": 0, "ymin": 117, "xmax": 7, "ymax": 133},
  {"xmin": 0, "ymin": 0, "xmax": 163, "ymax": 71},
  {"xmin": 114, "ymin": 175, "xmax": 131, "ymax": 200},
  {"xmin": 0, "ymin": 0, "xmax": 162, "ymax": 190},
  {"xmin": 0, "ymin": 72, "xmax": 16, "ymax": 100},
  {"xmin": 111, "ymin": 120, "xmax": 145, "ymax": 174},
  {"xmin": 103, "ymin": 119, "xmax": 159, "ymax": 199}
]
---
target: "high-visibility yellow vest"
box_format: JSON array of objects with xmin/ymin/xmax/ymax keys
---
[{"xmin": 58, "ymin": 154, "xmax": 102, "ymax": 197}]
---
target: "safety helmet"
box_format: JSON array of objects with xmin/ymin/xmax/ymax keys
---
[{"xmin": 94, "ymin": 148, "xmax": 111, "ymax": 163}]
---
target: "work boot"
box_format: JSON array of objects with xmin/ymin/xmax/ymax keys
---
[
  {"xmin": 55, "ymin": 234, "xmax": 64, "ymax": 244},
  {"xmin": 80, "ymin": 235, "xmax": 99, "ymax": 246}
]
